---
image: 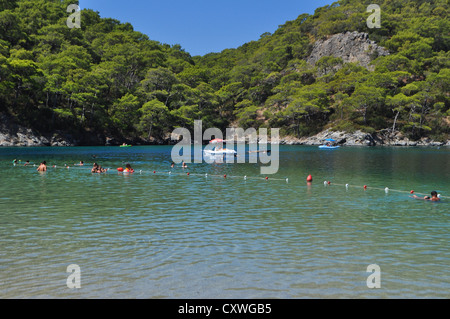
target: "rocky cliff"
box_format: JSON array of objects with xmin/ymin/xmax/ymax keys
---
[
  {"xmin": 0, "ymin": 114, "xmax": 100, "ymax": 146},
  {"xmin": 307, "ymin": 31, "xmax": 390, "ymax": 70},
  {"xmin": 279, "ymin": 129, "xmax": 449, "ymax": 147}
]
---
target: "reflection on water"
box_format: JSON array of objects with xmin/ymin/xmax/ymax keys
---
[{"xmin": 0, "ymin": 146, "xmax": 449, "ymax": 298}]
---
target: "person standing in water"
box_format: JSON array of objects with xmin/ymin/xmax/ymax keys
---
[{"xmin": 37, "ymin": 161, "xmax": 47, "ymax": 172}]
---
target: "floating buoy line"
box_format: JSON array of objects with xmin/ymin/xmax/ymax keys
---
[
  {"xmin": 11, "ymin": 163, "xmax": 448, "ymax": 199},
  {"xmin": 321, "ymin": 180, "xmax": 447, "ymax": 199}
]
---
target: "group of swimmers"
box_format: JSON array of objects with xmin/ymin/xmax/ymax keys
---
[
  {"xmin": 171, "ymin": 161, "xmax": 188, "ymax": 168},
  {"xmin": 30, "ymin": 159, "xmax": 107, "ymax": 173},
  {"xmin": 91, "ymin": 163, "xmax": 108, "ymax": 173},
  {"xmin": 13, "ymin": 159, "xmax": 47, "ymax": 171},
  {"xmin": 13, "ymin": 159, "xmax": 31, "ymax": 166}
]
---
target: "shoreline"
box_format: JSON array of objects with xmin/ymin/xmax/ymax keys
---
[
  {"xmin": 1, "ymin": 134, "xmax": 449, "ymax": 147},
  {"xmin": 1, "ymin": 116, "xmax": 449, "ymax": 147}
]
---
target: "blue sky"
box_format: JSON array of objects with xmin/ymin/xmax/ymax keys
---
[{"xmin": 81, "ymin": 0, "xmax": 335, "ymax": 56}]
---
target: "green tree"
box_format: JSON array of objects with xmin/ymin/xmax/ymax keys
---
[
  {"xmin": 138, "ymin": 67, "xmax": 178, "ymax": 105},
  {"xmin": 138, "ymin": 99, "xmax": 170, "ymax": 140},
  {"xmin": 111, "ymin": 93, "xmax": 140, "ymax": 135},
  {"xmin": 344, "ymin": 85, "xmax": 385, "ymax": 127},
  {"xmin": 386, "ymin": 93, "xmax": 410, "ymax": 133}
]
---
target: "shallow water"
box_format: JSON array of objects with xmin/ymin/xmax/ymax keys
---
[{"xmin": 0, "ymin": 145, "xmax": 449, "ymax": 298}]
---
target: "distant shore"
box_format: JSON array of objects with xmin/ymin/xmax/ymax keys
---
[
  {"xmin": 1, "ymin": 112, "xmax": 448, "ymax": 148},
  {"xmin": 1, "ymin": 123, "xmax": 448, "ymax": 148},
  {"xmin": 277, "ymin": 129, "xmax": 450, "ymax": 147}
]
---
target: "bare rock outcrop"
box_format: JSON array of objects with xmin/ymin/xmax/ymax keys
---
[
  {"xmin": 279, "ymin": 129, "xmax": 448, "ymax": 147},
  {"xmin": 0, "ymin": 114, "xmax": 75, "ymax": 146},
  {"xmin": 307, "ymin": 31, "xmax": 390, "ymax": 71}
]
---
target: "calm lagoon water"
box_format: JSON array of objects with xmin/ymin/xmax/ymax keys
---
[{"xmin": 0, "ymin": 145, "xmax": 449, "ymax": 298}]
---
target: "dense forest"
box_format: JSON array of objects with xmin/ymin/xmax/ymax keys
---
[{"xmin": 0, "ymin": 0, "xmax": 448, "ymax": 144}]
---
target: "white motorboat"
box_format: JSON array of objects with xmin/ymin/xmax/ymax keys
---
[{"xmin": 203, "ymin": 147, "xmax": 237, "ymax": 156}]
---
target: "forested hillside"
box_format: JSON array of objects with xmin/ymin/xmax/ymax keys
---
[{"xmin": 0, "ymin": 0, "xmax": 448, "ymax": 144}]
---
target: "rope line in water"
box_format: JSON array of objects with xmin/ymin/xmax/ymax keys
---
[
  {"xmin": 138, "ymin": 169, "xmax": 289, "ymax": 182},
  {"xmin": 322, "ymin": 180, "xmax": 448, "ymax": 199},
  {"xmin": 11, "ymin": 163, "xmax": 447, "ymax": 199}
]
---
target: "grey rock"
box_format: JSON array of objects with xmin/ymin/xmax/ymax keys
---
[
  {"xmin": 278, "ymin": 129, "xmax": 448, "ymax": 147},
  {"xmin": 1, "ymin": 114, "xmax": 74, "ymax": 147},
  {"xmin": 307, "ymin": 31, "xmax": 390, "ymax": 71}
]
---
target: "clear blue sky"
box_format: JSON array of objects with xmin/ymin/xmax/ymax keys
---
[{"xmin": 81, "ymin": 0, "xmax": 335, "ymax": 56}]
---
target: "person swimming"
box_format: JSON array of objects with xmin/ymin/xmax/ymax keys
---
[
  {"xmin": 124, "ymin": 163, "xmax": 134, "ymax": 173},
  {"xmin": 91, "ymin": 163, "xmax": 101, "ymax": 173},
  {"xmin": 413, "ymin": 191, "xmax": 440, "ymax": 202}
]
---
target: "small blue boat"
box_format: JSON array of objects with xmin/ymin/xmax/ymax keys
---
[
  {"xmin": 319, "ymin": 138, "xmax": 340, "ymax": 149},
  {"xmin": 319, "ymin": 145, "xmax": 340, "ymax": 149}
]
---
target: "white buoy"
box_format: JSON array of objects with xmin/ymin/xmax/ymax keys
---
[
  {"xmin": 345, "ymin": 184, "xmax": 349, "ymax": 190},
  {"xmin": 169, "ymin": 171, "xmax": 171, "ymax": 174},
  {"xmin": 385, "ymin": 187, "xmax": 389, "ymax": 193},
  {"xmin": 205, "ymin": 173, "xmax": 208, "ymax": 177},
  {"xmin": 324, "ymin": 181, "xmax": 327, "ymax": 186},
  {"xmin": 244, "ymin": 176, "xmax": 247, "ymax": 180},
  {"xmin": 286, "ymin": 178, "xmax": 288, "ymax": 183}
]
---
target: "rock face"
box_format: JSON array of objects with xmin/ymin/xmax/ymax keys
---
[
  {"xmin": 1, "ymin": 114, "xmax": 49, "ymax": 146},
  {"xmin": 0, "ymin": 114, "xmax": 77, "ymax": 146},
  {"xmin": 278, "ymin": 129, "xmax": 448, "ymax": 147},
  {"xmin": 278, "ymin": 130, "xmax": 377, "ymax": 146},
  {"xmin": 216, "ymin": 127, "xmax": 448, "ymax": 147},
  {"xmin": 307, "ymin": 31, "xmax": 390, "ymax": 70}
]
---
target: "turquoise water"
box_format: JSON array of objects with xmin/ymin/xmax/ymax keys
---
[{"xmin": 0, "ymin": 145, "xmax": 449, "ymax": 298}]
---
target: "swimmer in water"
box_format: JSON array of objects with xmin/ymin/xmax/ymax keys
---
[
  {"xmin": 413, "ymin": 191, "xmax": 440, "ymax": 202},
  {"xmin": 37, "ymin": 161, "xmax": 47, "ymax": 172},
  {"xmin": 124, "ymin": 163, "xmax": 134, "ymax": 173}
]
